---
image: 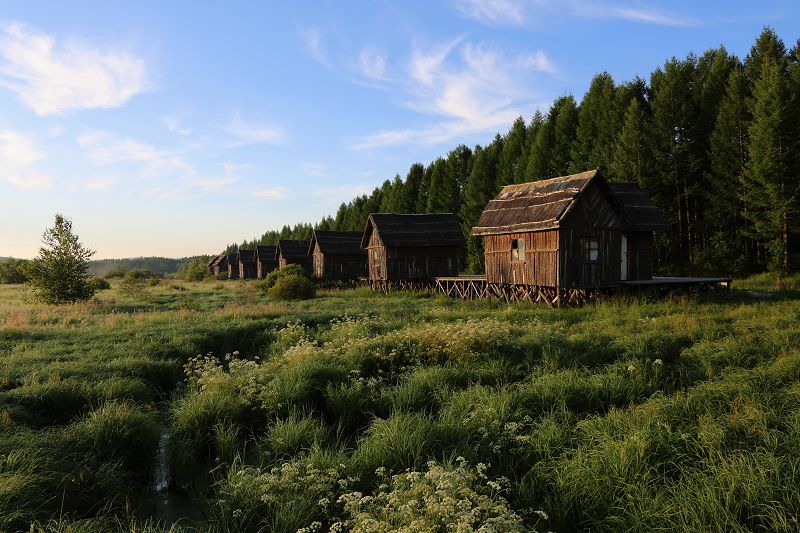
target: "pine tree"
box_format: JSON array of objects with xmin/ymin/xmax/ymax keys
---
[
  {"xmin": 498, "ymin": 117, "xmax": 527, "ymax": 186},
  {"xmin": 416, "ymin": 165, "xmax": 433, "ymax": 213},
  {"xmin": 611, "ymin": 97, "xmax": 653, "ymax": 184},
  {"xmin": 26, "ymin": 214, "xmax": 96, "ymax": 303},
  {"xmin": 571, "ymin": 73, "xmax": 619, "ymax": 173},
  {"xmin": 746, "ymin": 53, "xmax": 795, "ymax": 272},
  {"xmin": 706, "ymin": 67, "xmax": 749, "ymax": 240},
  {"xmin": 399, "ymin": 163, "xmax": 424, "ymax": 213},
  {"xmin": 552, "ymin": 95, "xmax": 579, "ymax": 176},
  {"xmin": 460, "ymin": 144, "xmax": 500, "ymax": 272},
  {"xmin": 447, "ymin": 145, "xmax": 473, "ymax": 208},
  {"xmin": 426, "ymin": 158, "xmax": 456, "ymax": 213}
]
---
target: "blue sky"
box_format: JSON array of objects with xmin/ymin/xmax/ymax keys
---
[{"xmin": 0, "ymin": 1, "xmax": 797, "ymax": 259}]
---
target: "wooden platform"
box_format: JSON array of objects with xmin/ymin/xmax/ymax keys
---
[{"xmin": 359, "ymin": 275, "xmax": 732, "ymax": 306}]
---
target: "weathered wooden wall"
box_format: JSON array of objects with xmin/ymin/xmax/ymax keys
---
[
  {"xmin": 560, "ymin": 228, "xmax": 620, "ymax": 288},
  {"xmin": 366, "ymin": 231, "xmax": 459, "ymax": 281},
  {"xmin": 257, "ymin": 259, "xmax": 277, "ymax": 279},
  {"xmin": 483, "ymin": 230, "xmax": 559, "ymax": 286},
  {"xmin": 313, "ymin": 243, "xmax": 367, "ymax": 280}
]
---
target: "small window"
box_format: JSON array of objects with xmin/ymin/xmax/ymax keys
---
[
  {"xmin": 582, "ymin": 238, "xmax": 600, "ymax": 262},
  {"xmin": 373, "ymin": 249, "xmax": 382, "ymax": 262},
  {"xmin": 511, "ymin": 238, "xmax": 526, "ymax": 261}
]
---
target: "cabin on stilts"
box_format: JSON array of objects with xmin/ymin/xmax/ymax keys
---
[
  {"xmin": 471, "ymin": 169, "xmax": 669, "ymax": 304},
  {"xmin": 255, "ymin": 245, "xmax": 277, "ymax": 279},
  {"xmin": 308, "ymin": 230, "xmax": 367, "ymax": 280},
  {"xmin": 277, "ymin": 240, "xmax": 311, "ymax": 272},
  {"xmin": 238, "ymin": 249, "xmax": 257, "ymax": 279},
  {"xmin": 361, "ymin": 213, "xmax": 464, "ymax": 291}
]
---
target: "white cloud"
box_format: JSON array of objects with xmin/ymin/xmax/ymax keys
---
[
  {"xmin": 454, "ymin": 0, "xmax": 525, "ymax": 26},
  {"xmin": 0, "ymin": 129, "xmax": 54, "ymax": 190},
  {"xmin": 223, "ymin": 112, "xmax": 284, "ymax": 147},
  {"xmin": 84, "ymin": 177, "xmax": 115, "ymax": 191},
  {"xmin": 0, "ymin": 22, "xmax": 147, "ymax": 115},
  {"xmin": 452, "ymin": 0, "xmax": 696, "ymax": 28},
  {"xmin": 352, "ymin": 38, "xmax": 551, "ymax": 149},
  {"xmin": 358, "ymin": 47, "xmax": 389, "ymax": 81},
  {"xmin": 163, "ymin": 116, "xmax": 191, "ymax": 136},
  {"xmin": 253, "ymin": 186, "xmax": 286, "ymax": 199},
  {"xmin": 78, "ymin": 130, "xmax": 193, "ymax": 180},
  {"xmin": 612, "ymin": 7, "xmax": 695, "ymax": 27},
  {"xmin": 299, "ymin": 162, "xmax": 325, "ymax": 176},
  {"xmin": 300, "ymin": 27, "xmax": 333, "ymax": 68}
]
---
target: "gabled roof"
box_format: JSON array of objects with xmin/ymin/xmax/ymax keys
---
[
  {"xmin": 277, "ymin": 240, "xmax": 310, "ymax": 260},
  {"xmin": 309, "ymin": 230, "xmax": 366, "ymax": 256},
  {"xmin": 255, "ymin": 245, "xmax": 277, "ymax": 262},
  {"xmin": 472, "ymin": 169, "xmax": 666, "ymax": 235},
  {"xmin": 607, "ymin": 183, "xmax": 668, "ymax": 231},
  {"xmin": 209, "ymin": 254, "xmax": 227, "ymax": 268},
  {"xmin": 361, "ymin": 213, "xmax": 464, "ymax": 248},
  {"xmin": 472, "ymin": 170, "xmax": 597, "ymax": 236},
  {"xmin": 238, "ymin": 249, "xmax": 256, "ymax": 263}
]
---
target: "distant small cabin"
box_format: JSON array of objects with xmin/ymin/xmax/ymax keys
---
[
  {"xmin": 226, "ymin": 253, "xmax": 240, "ymax": 280},
  {"xmin": 308, "ymin": 230, "xmax": 367, "ymax": 280},
  {"xmin": 206, "ymin": 256, "xmax": 218, "ymax": 275},
  {"xmin": 361, "ymin": 213, "xmax": 464, "ymax": 281},
  {"xmin": 472, "ymin": 169, "xmax": 667, "ymax": 289},
  {"xmin": 255, "ymin": 245, "xmax": 277, "ymax": 279},
  {"xmin": 238, "ymin": 249, "xmax": 257, "ymax": 279},
  {"xmin": 277, "ymin": 240, "xmax": 311, "ymax": 271},
  {"xmin": 209, "ymin": 254, "xmax": 228, "ymax": 277}
]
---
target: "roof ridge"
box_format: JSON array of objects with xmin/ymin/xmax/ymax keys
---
[{"xmin": 500, "ymin": 169, "xmax": 598, "ymax": 193}]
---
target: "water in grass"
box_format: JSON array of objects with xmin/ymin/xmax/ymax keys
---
[{"xmin": 138, "ymin": 425, "xmax": 208, "ymax": 527}]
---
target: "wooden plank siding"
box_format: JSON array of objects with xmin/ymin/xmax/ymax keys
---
[
  {"xmin": 312, "ymin": 242, "xmax": 368, "ymax": 280},
  {"xmin": 367, "ymin": 231, "xmax": 459, "ymax": 281},
  {"xmin": 483, "ymin": 230, "xmax": 559, "ymax": 286}
]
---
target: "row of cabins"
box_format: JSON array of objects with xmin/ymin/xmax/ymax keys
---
[{"xmin": 209, "ymin": 169, "xmax": 670, "ymax": 293}]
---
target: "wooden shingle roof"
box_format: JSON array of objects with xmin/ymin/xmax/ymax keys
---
[
  {"xmin": 238, "ymin": 249, "xmax": 256, "ymax": 263},
  {"xmin": 309, "ymin": 230, "xmax": 366, "ymax": 256},
  {"xmin": 361, "ymin": 213, "xmax": 464, "ymax": 248},
  {"xmin": 277, "ymin": 240, "xmax": 310, "ymax": 261},
  {"xmin": 255, "ymin": 245, "xmax": 277, "ymax": 262},
  {"xmin": 472, "ymin": 169, "xmax": 666, "ymax": 235}
]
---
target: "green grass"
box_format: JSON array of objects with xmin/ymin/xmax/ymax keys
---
[{"xmin": 2, "ymin": 279, "xmax": 800, "ymax": 531}]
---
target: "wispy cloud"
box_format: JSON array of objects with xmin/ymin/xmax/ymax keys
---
[
  {"xmin": 358, "ymin": 47, "xmax": 390, "ymax": 81},
  {"xmin": 452, "ymin": 0, "xmax": 696, "ymax": 28},
  {"xmin": 453, "ymin": 0, "xmax": 526, "ymax": 26},
  {"xmin": 78, "ymin": 130, "xmax": 193, "ymax": 180},
  {"xmin": 299, "ymin": 27, "xmax": 333, "ymax": 68},
  {"xmin": 222, "ymin": 111, "xmax": 284, "ymax": 147},
  {"xmin": 162, "ymin": 116, "xmax": 191, "ymax": 136},
  {"xmin": 0, "ymin": 22, "xmax": 147, "ymax": 116},
  {"xmin": 299, "ymin": 162, "xmax": 325, "ymax": 176},
  {"xmin": 351, "ymin": 38, "xmax": 552, "ymax": 149},
  {"xmin": 0, "ymin": 129, "xmax": 54, "ymax": 189},
  {"xmin": 253, "ymin": 186, "xmax": 287, "ymax": 199}
]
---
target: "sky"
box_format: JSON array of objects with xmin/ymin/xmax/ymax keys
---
[{"xmin": 0, "ymin": 1, "xmax": 798, "ymax": 259}]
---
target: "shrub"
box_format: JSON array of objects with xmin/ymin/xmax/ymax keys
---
[
  {"xmin": 119, "ymin": 271, "xmax": 150, "ymax": 298},
  {"xmin": 86, "ymin": 276, "xmax": 111, "ymax": 291},
  {"xmin": 268, "ymin": 275, "xmax": 315, "ymax": 301},
  {"xmin": 264, "ymin": 264, "xmax": 307, "ymax": 290}
]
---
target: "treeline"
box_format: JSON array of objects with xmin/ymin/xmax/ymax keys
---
[
  {"xmin": 88, "ymin": 257, "xmax": 200, "ymax": 277},
  {"xmin": 229, "ymin": 223, "xmax": 314, "ymax": 253},
  {"xmin": 234, "ymin": 29, "xmax": 798, "ymax": 276}
]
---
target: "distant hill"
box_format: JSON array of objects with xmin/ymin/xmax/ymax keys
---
[{"xmin": 88, "ymin": 257, "xmax": 205, "ymax": 277}]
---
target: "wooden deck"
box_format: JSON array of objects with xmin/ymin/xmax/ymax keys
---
[{"xmin": 360, "ymin": 275, "xmax": 732, "ymax": 306}]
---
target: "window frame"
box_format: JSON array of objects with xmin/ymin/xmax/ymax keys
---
[
  {"xmin": 581, "ymin": 237, "xmax": 600, "ymax": 262},
  {"xmin": 511, "ymin": 238, "xmax": 526, "ymax": 262}
]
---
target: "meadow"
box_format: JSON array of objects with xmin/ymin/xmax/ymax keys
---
[{"xmin": 1, "ymin": 276, "xmax": 800, "ymax": 532}]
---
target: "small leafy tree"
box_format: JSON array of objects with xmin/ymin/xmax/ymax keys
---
[{"xmin": 26, "ymin": 214, "xmax": 95, "ymax": 303}]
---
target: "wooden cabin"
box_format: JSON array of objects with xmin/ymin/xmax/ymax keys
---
[
  {"xmin": 361, "ymin": 213, "xmax": 464, "ymax": 281},
  {"xmin": 209, "ymin": 254, "xmax": 228, "ymax": 277},
  {"xmin": 255, "ymin": 245, "xmax": 277, "ymax": 279},
  {"xmin": 226, "ymin": 253, "xmax": 240, "ymax": 280},
  {"xmin": 238, "ymin": 249, "xmax": 257, "ymax": 279},
  {"xmin": 308, "ymin": 230, "xmax": 367, "ymax": 280},
  {"xmin": 277, "ymin": 240, "xmax": 311, "ymax": 271},
  {"xmin": 471, "ymin": 169, "xmax": 667, "ymax": 290}
]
